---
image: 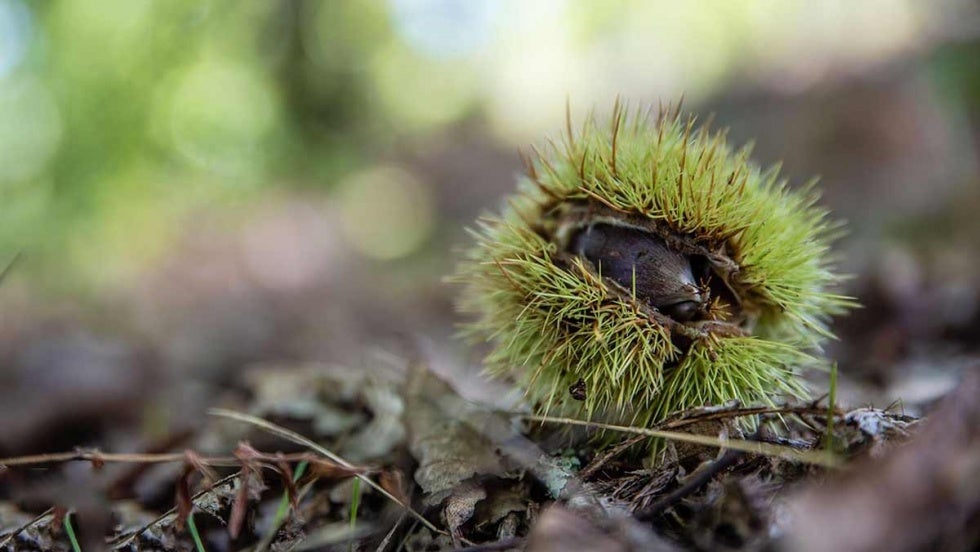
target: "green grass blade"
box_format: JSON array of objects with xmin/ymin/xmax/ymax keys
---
[
  {"xmin": 348, "ymin": 478, "xmax": 362, "ymax": 552},
  {"xmin": 186, "ymin": 511, "xmax": 207, "ymax": 552},
  {"xmin": 63, "ymin": 511, "xmax": 81, "ymax": 552}
]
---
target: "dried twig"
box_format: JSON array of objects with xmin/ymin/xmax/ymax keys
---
[
  {"xmin": 0, "ymin": 449, "xmax": 326, "ymax": 469},
  {"xmin": 523, "ymin": 414, "xmax": 840, "ymax": 468},
  {"xmin": 634, "ymin": 448, "xmax": 744, "ymax": 520},
  {"xmin": 208, "ymin": 408, "xmax": 448, "ymax": 536}
]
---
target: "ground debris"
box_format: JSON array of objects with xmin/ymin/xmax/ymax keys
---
[
  {"xmin": 244, "ymin": 362, "xmax": 406, "ymax": 463},
  {"xmin": 0, "ymin": 504, "xmax": 72, "ymax": 552},
  {"xmin": 0, "ymin": 358, "xmax": 946, "ymax": 552},
  {"xmin": 839, "ymin": 406, "xmax": 918, "ymax": 457},
  {"xmin": 403, "ymin": 365, "xmax": 549, "ymax": 548},
  {"xmin": 404, "ymin": 365, "xmax": 509, "ymax": 501},
  {"xmin": 526, "ymin": 504, "xmax": 678, "ymax": 552},
  {"xmin": 688, "ymin": 477, "xmax": 770, "ymax": 552},
  {"xmin": 784, "ymin": 370, "xmax": 980, "ymax": 552}
]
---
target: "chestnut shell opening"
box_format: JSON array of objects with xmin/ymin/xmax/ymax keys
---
[{"xmin": 567, "ymin": 222, "xmax": 743, "ymax": 326}]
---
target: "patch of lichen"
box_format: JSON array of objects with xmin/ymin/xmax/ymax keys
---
[{"xmin": 456, "ymin": 103, "xmax": 853, "ymax": 428}]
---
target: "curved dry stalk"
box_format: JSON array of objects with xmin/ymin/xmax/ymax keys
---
[
  {"xmin": 523, "ymin": 414, "xmax": 841, "ymax": 468},
  {"xmin": 208, "ymin": 408, "xmax": 447, "ymax": 536}
]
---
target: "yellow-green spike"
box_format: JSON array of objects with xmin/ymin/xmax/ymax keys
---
[{"xmin": 454, "ymin": 102, "xmax": 855, "ymax": 433}]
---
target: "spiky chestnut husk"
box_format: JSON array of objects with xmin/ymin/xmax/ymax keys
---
[{"xmin": 456, "ymin": 103, "xmax": 853, "ymax": 430}]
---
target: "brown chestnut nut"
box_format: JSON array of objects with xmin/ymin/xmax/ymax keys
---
[{"xmin": 569, "ymin": 223, "xmax": 706, "ymax": 322}]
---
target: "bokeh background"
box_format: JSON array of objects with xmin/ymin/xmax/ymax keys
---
[{"xmin": 1, "ymin": 0, "xmax": 979, "ymax": 457}]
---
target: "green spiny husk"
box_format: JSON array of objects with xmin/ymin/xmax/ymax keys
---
[{"xmin": 456, "ymin": 103, "xmax": 853, "ymax": 431}]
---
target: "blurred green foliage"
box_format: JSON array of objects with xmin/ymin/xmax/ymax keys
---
[
  {"xmin": 0, "ymin": 0, "xmax": 965, "ymax": 290},
  {"xmin": 2, "ymin": 1, "xmax": 374, "ymax": 285}
]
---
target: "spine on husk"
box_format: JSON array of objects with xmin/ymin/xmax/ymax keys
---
[{"xmin": 456, "ymin": 102, "xmax": 853, "ymax": 429}]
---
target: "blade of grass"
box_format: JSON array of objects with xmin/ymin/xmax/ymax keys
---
[
  {"xmin": 208, "ymin": 408, "xmax": 445, "ymax": 536},
  {"xmin": 186, "ymin": 511, "xmax": 207, "ymax": 552},
  {"xmin": 254, "ymin": 460, "xmax": 310, "ymax": 552},
  {"xmin": 348, "ymin": 478, "xmax": 362, "ymax": 552},
  {"xmin": 108, "ymin": 473, "xmax": 240, "ymax": 549},
  {"xmin": 63, "ymin": 511, "xmax": 81, "ymax": 552},
  {"xmin": 277, "ymin": 460, "xmax": 308, "ymax": 520}
]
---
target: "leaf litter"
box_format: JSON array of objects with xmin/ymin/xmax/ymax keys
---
[{"xmin": 1, "ymin": 354, "xmax": 966, "ymax": 551}]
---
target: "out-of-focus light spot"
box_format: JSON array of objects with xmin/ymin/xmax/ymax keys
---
[
  {"xmin": 482, "ymin": 0, "xmax": 579, "ymax": 142},
  {"xmin": 241, "ymin": 200, "xmax": 342, "ymax": 291},
  {"xmin": 371, "ymin": 43, "xmax": 478, "ymax": 129},
  {"xmin": 164, "ymin": 58, "xmax": 279, "ymax": 177},
  {"xmin": 0, "ymin": 178, "xmax": 51, "ymax": 252},
  {"xmin": 62, "ymin": 168, "xmax": 179, "ymax": 285},
  {"xmin": 483, "ymin": 0, "xmax": 925, "ymax": 144},
  {"xmin": 741, "ymin": 0, "xmax": 919, "ymax": 92},
  {"xmin": 335, "ymin": 167, "xmax": 434, "ymax": 260},
  {"xmin": 485, "ymin": 1, "xmax": 735, "ymax": 141},
  {"xmin": 388, "ymin": 0, "xmax": 498, "ymax": 59},
  {"xmin": 0, "ymin": 0, "xmax": 31, "ymax": 78},
  {"xmin": 51, "ymin": 0, "xmax": 155, "ymax": 78},
  {"xmin": 0, "ymin": 77, "xmax": 62, "ymax": 182},
  {"xmin": 303, "ymin": 2, "xmax": 388, "ymax": 71}
]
